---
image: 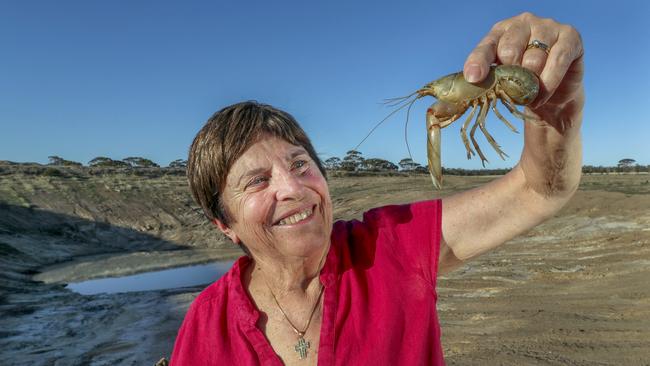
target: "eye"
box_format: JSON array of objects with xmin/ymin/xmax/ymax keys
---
[
  {"xmin": 246, "ymin": 175, "xmax": 268, "ymax": 188},
  {"xmin": 293, "ymin": 160, "xmax": 305, "ymax": 168},
  {"xmin": 292, "ymin": 159, "xmax": 309, "ymax": 173}
]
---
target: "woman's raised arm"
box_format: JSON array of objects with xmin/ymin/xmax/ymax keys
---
[{"xmin": 439, "ymin": 12, "xmax": 584, "ymax": 273}]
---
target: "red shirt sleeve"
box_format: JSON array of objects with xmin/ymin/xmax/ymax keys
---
[{"xmin": 358, "ymin": 199, "xmax": 442, "ymax": 287}]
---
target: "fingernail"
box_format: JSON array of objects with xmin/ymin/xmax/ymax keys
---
[{"xmin": 465, "ymin": 64, "xmax": 481, "ymax": 83}]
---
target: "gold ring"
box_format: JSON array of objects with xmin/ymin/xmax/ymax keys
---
[{"xmin": 526, "ymin": 39, "xmax": 550, "ymax": 55}]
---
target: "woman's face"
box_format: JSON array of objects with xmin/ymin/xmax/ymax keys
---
[{"xmin": 217, "ymin": 135, "xmax": 333, "ymax": 260}]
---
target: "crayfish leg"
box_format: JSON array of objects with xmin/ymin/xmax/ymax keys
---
[
  {"xmin": 469, "ymin": 100, "xmax": 490, "ymax": 167},
  {"xmin": 477, "ymin": 96, "xmax": 508, "ymax": 161},
  {"xmin": 497, "ymin": 90, "xmax": 543, "ymax": 125},
  {"xmin": 460, "ymin": 102, "xmax": 478, "ymax": 159},
  {"xmin": 488, "ymin": 92, "xmax": 519, "ymax": 133}
]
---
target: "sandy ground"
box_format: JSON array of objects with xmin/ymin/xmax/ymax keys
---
[{"xmin": 1, "ymin": 173, "xmax": 649, "ymax": 365}]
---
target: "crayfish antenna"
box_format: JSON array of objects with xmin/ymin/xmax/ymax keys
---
[
  {"xmin": 383, "ymin": 92, "xmax": 419, "ymax": 107},
  {"xmin": 404, "ymin": 98, "xmax": 416, "ymax": 161},
  {"xmin": 354, "ymin": 93, "xmax": 420, "ymax": 151}
]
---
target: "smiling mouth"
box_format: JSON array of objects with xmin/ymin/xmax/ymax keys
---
[{"xmin": 276, "ymin": 206, "xmax": 314, "ymax": 226}]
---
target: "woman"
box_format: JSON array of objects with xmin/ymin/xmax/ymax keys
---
[{"xmin": 170, "ymin": 12, "xmax": 584, "ymax": 365}]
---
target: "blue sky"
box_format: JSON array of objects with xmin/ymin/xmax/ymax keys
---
[{"xmin": 1, "ymin": 0, "xmax": 648, "ymax": 169}]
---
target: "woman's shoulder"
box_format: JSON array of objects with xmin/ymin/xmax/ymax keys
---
[
  {"xmin": 331, "ymin": 199, "xmax": 442, "ymax": 283},
  {"xmin": 338, "ymin": 199, "xmax": 441, "ymax": 229}
]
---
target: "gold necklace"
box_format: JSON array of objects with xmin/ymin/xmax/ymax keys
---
[{"xmin": 265, "ymin": 281, "xmax": 324, "ymax": 360}]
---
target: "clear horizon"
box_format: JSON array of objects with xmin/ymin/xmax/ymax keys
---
[{"xmin": 2, "ymin": 1, "xmax": 649, "ymax": 168}]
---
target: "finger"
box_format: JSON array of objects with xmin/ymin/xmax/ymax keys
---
[
  {"xmin": 464, "ymin": 25, "xmax": 504, "ymax": 83},
  {"xmin": 536, "ymin": 25, "xmax": 584, "ymax": 105},
  {"xmin": 522, "ymin": 22, "xmax": 559, "ymax": 76},
  {"xmin": 496, "ymin": 19, "xmax": 530, "ymax": 66}
]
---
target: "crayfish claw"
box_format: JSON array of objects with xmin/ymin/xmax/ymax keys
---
[{"xmin": 427, "ymin": 124, "xmax": 442, "ymax": 190}]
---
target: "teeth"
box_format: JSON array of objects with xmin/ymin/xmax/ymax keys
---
[{"xmin": 277, "ymin": 208, "xmax": 313, "ymax": 226}]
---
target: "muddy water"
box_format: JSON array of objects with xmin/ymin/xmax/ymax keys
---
[
  {"xmin": 1, "ymin": 250, "xmax": 242, "ymax": 366},
  {"xmin": 66, "ymin": 260, "xmax": 235, "ymax": 295}
]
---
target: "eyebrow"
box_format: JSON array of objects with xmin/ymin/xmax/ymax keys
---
[
  {"xmin": 287, "ymin": 148, "xmax": 308, "ymax": 160},
  {"xmin": 234, "ymin": 147, "xmax": 309, "ymax": 187}
]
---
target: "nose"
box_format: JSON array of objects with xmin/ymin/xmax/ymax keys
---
[{"xmin": 273, "ymin": 167, "xmax": 305, "ymax": 201}]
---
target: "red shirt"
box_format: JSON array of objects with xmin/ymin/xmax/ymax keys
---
[{"xmin": 170, "ymin": 200, "xmax": 444, "ymax": 365}]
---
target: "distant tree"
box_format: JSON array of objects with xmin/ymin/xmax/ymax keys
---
[
  {"xmin": 323, "ymin": 157, "xmax": 342, "ymax": 170},
  {"xmin": 48, "ymin": 156, "xmax": 64, "ymax": 165},
  {"xmin": 89, "ymin": 157, "xmax": 112, "ymax": 167},
  {"xmin": 89, "ymin": 157, "xmax": 128, "ymax": 168},
  {"xmin": 414, "ymin": 165, "xmax": 429, "ymax": 174},
  {"xmin": 168, "ymin": 159, "xmax": 188, "ymax": 168},
  {"xmin": 42, "ymin": 167, "xmax": 63, "ymax": 177},
  {"xmin": 582, "ymin": 165, "xmax": 595, "ymax": 174},
  {"xmin": 48, "ymin": 156, "xmax": 82, "ymax": 167},
  {"xmin": 399, "ymin": 158, "xmax": 421, "ymax": 171},
  {"xmin": 618, "ymin": 158, "xmax": 636, "ymax": 168},
  {"xmin": 363, "ymin": 158, "xmax": 398, "ymax": 172},
  {"xmin": 341, "ymin": 150, "xmax": 364, "ymax": 171},
  {"xmin": 122, "ymin": 156, "xmax": 160, "ymax": 168}
]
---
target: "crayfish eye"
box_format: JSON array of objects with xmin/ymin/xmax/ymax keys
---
[{"xmin": 420, "ymin": 81, "xmax": 442, "ymax": 97}]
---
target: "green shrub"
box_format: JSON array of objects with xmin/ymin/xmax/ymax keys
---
[{"xmin": 42, "ymin": 167, "xmax": 63, "ymax": 177}]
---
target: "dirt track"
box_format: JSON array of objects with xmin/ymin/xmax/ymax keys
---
[
  {"xmin": 1, "ymin": 171, "xmax": 649, "ymax": 365},
  {"xmin": 439, "ymin": 191, "xmax": 650, "ymax": 365}
]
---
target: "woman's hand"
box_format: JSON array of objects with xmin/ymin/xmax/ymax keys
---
[{"xmin": 463, "ymin": 12, "xmax": 584, "ymax": 131}]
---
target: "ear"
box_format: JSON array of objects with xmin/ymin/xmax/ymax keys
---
[{"xmin": 212, "ymin": 218, "xmax": 240, "ymax": 244}]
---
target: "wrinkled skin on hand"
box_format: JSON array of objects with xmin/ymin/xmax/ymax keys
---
[{"xmin": 463, "ymin": 12, "xmax": 584, "ymax": 133}]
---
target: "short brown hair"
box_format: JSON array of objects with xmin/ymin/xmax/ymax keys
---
[{"xmin": 187, "ymin": 101, "xmax": 326, "ymax": 225}]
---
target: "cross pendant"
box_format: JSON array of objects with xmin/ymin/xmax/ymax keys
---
[{"xmin": 294, "ymin": 336, "xmax": 310, "ymax": 359}]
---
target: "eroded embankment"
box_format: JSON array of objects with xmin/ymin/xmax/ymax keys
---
[{"xmin": 0, "ymin": 166, "xmax": 238, "ymax": 365}]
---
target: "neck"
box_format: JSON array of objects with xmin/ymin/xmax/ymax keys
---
[{"xmin": 249, "ymin": 244, "xmax": 329, "ymax": 295}]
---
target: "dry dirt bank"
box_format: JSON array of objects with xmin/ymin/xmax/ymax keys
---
[{"xmin": 1, "ymin": 168, "xmax": 649, "ymax": 365}]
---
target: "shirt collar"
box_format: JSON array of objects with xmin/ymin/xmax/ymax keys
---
[
  {"xmin": 230, "ymin": 256, "xmax": 259, "ymax": 325},
  {"xmin": 230, "ymin": 228, "xmax": 342, "ymax": 325}
]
